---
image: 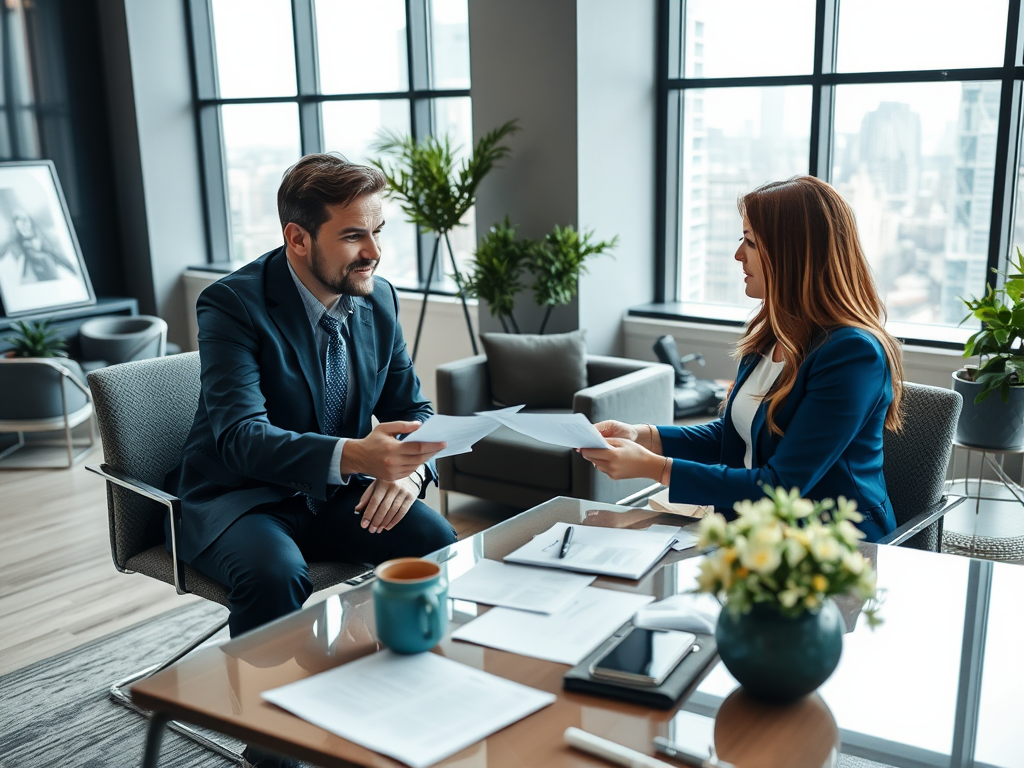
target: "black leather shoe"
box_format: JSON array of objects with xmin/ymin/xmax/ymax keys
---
[{"xmin": 241, "ymin": 745, "xmax": 300, "ymax": 768}]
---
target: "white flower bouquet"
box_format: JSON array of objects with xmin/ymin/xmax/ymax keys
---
[{"xmin": 695, "ymin": 487, "xmax": 880, "ymax": 623}]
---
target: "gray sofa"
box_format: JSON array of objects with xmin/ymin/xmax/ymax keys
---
[{"xmin": 435, "ymin": 354, "xmax": 674, "ymax": 512}]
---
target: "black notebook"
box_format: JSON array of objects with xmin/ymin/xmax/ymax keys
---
[{"xmin": 563, "ymin": 622, "xmax": 718, "ymax": 709}]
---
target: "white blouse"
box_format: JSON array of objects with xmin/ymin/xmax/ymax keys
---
[{"xmin": 730, "ymin": 348, "xmax": 785, "ymax": 469}]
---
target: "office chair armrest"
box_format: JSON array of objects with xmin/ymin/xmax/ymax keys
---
[
  {"xmin": 586, "ymin": 355, "xmax": 662, "ymax": 386},
  {"xmin": 436, "ymin": 354, "xmax": 491, "ymax": 415},
  {"xmin": 877, "ymin": 495, "xmax": 965, "ymax": 547},
  {"xmin": 85, "ymin": 463, "xmax": 190, "ymax": 596},
  {"xmin": 574, "ymin": 364, "xmax": 674, "ymax": 426}
]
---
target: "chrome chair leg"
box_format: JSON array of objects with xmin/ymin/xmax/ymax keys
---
[
  {"xmin": 440, "ymin": 489, "xmax": 449, "ymax": 518},
  {"xmin": 110, "ymin": 616, "xmax": 243, "ymax": 765}
]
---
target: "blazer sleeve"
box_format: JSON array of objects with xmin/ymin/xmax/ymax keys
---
[
  {"xmin": 666, "ymin": 332, "xmax": 889, "ymax": 507},
  {"xmin": 197, "ymin": 281, "xmax": 339, "ymax": 498},
  {"xmin": 657, "ymin": 419, "xmax": 725, "ymax": 462}
]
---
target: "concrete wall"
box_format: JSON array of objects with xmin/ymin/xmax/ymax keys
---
[
  {"xmin": 97, "ymin": 0, "xmax": 207, "ymax": 349},
  {"xmin": 467, "ymin": 0, "xmax": 657, "ymax": 351}
]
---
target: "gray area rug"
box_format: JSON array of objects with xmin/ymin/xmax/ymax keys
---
[{"xmin": 0, "ymin": 600, "xmax": 241, "ymax": 768}]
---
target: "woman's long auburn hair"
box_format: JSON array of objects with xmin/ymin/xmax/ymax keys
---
[{"xmin": 737, "ymin": 176, "xmax": 904, "ymax": 434}]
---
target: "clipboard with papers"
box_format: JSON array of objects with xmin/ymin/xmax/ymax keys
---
[{"xmin": 503, "ymin": 522, "xmax": 678, "ymax": 580}]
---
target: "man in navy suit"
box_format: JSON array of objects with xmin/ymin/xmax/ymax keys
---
[{"xmin": 167, "ymin": 154, "xmax": 456, "ymax": 650}]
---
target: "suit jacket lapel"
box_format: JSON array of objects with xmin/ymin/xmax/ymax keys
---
[
  {"xmin": 348, "ymin": 296, "xmax": 376, "ymax": 430},
  {"xmin": 264, "ymin": 249, "xmax": 326, "ymax": 431}
]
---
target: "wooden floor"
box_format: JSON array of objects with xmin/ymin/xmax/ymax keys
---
[{"xmin": 0, "ymin": 440, "xmax": 515, "ymax": 676}]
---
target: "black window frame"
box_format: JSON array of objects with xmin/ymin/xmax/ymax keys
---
[
  {"xmin": 653, "ymin": 0, "xmax": 1024, "ymax": 348},
  {"xmin": 185, "ymin": 0, "xmax": 470, "ymax": 292}
]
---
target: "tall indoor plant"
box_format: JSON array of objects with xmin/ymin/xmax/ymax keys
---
[
  {"xmin": 371, "ymin": 120, "xmax": 520, "ymax": 361},
  {"xmin": 695, "ymin": 487, "xmax": 879, "ymax": 703},
  {"xmin": 453, "ymin": 217, "xmax": 531, "ymax": 333},
  {"xmin": 954, "ymin": 246, "xmax": 1024, "ymax": 449},
  {"xmin": 531, "ymin": 225, "xmax": 617, "ymax": 334}
]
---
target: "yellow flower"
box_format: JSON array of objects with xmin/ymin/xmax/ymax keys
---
[
  {"xmin": 809, "ymin": 529, "xmax": 841, "ymax": 562},
  {"xmin": 811, "ymin": 574, "xmax": 829, "ymax": 593},
  {"xmin": 784, "ymin": 536, "xmax": 807, "ymax": 567},
  {"xmin": 836, "ymin": 520, "xmax": 865, "ymax": 547},
  {"xmin": 738, "ymin": 541, "xmax": 781, "ymax": 575}
]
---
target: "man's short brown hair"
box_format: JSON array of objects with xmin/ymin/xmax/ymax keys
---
[{"xmin": 277, "ymin": 153, "xmax": 386, "ymax": 240}]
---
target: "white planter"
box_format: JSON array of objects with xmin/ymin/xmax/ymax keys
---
[{"xmin": 952, "ymin": 370, "xmax": 1024, "ymax": 450}]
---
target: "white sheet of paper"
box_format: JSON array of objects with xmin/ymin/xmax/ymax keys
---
[
  {"xmin": 504, "ymin": 522, "xmax": 678, "ymax": 580},
  {"xmin": 407, "ymin": 406, "xmax": 524, "ymax": 458},
  {"xmin": 447, "ymin": 559, "xmax": 595, "ymax": 614},
  {"xmin": 262, "ymin": 650, "xmax": 555, "ymax": 768},
  {"xmin": 485, "ymin": 411, "xmax": 611, "ymax": 449},
  {"xmin": 452, "ymin": 586, "xmax": 654, "ymax": 664},
  {"xmin": 646, "ymin": 524, "xmax": 698, "ymax": 551}
]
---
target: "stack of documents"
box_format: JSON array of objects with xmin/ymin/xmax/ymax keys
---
[
  {"xmin": 263, "ymin": 651, "xmax": 555, "ymax": 768},
  {"xmin": 504, "ymin": 522, "xmax": 679, "ymax": 580}
]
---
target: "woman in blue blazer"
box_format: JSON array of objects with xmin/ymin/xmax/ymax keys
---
[{"xmin": 583, "ymin": 176, "xmax": 905, "ymax": 541}]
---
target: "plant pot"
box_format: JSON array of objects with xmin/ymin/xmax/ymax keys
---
[
  {"xmin": 952, "ymin": 370, "xmax": 1024, "ymax": 450},
  {"xmin": 715, "ymin": 600, "xmax": 843, "ymax": 704},
  {"xmin": 0, "ymin": 357, "xmax": 89, "ymax": 421}
]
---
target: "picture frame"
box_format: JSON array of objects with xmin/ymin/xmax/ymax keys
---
[{"xmin": 0, "ymin": 160, "xmax": 95, "ymax": 317}]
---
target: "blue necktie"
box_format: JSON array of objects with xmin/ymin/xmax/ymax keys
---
[
  {"xmin": 318, "ymin": 311, "xmax": 348, "ymax": 437},
  {"xmin": 307, "ymin": 311, "xmax": 348, "ymax": 513}
]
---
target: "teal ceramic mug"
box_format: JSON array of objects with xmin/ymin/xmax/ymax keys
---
[{"xmin": 373, "ymin": 558, "xmax": 448, "ymax": 654}]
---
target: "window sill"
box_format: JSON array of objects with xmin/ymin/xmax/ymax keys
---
[{"xmin": 627, "ymin": 304, "xmax": 974, "ymax": 352}]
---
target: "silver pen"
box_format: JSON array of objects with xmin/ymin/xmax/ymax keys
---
[{"xmin": 653, "ymin": 736, "xmax": 737, "ymax": 768}]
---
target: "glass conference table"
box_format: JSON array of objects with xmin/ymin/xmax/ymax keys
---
[{"xmin": 132, "ymin": 497, "xmax": 1024, "ymax": 768}]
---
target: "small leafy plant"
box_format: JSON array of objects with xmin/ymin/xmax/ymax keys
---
[
  {"xmin": 3, "ymin": 320, "xmax": 67, "ymax": 358},
  {"xmin": 959, "ymin": 246, "xmax": 1024, "ymax": 403},
  {"xmin": 453, "ymin": 217, "xmax": 532, "ymax": 333},
  {"xmin": 694, "ymin": 487, "xmax": 880, "ymax": 625},
  {"xmin": 532, "ymin": 225, "xmax": 617, "ymax": 333}
]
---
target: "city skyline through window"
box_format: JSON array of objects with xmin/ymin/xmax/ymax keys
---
[
  {"xmin": 191, "ymin": 0, "xmax": 472, "ymax": 292},
  {"xmin": 667, "ymin": 0, "xmax": 1019, "ymax": 343}
]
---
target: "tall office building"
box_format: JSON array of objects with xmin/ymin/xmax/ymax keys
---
[{"xmin": 942, "ymin": 81, "xmax": 999, "ymax": 324}]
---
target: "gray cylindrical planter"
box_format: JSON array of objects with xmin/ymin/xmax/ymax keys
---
[
  {"xmin": 0, "ymin": 358, "xmax": 89, "ymax": 421},
  {"xmin": 952, "ymin": 370, "xmax": 1024, "ymax": 450}
]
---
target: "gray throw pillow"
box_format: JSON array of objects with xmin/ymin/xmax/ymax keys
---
[{"xmin": 481, "ymin": 330, "xmax": 587, "ymax": 408}]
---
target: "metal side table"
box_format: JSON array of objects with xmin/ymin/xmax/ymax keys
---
[{"xmin": 943, "ymin": 440, "xmax": 1024, "ymax": 561}]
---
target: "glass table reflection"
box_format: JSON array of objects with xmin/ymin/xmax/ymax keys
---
[{"xmin": 131, "ymin": 496, "xmax": 1024, "ymax": 768}]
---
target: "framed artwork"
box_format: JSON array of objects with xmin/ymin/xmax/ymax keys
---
[{"xmin": 0, "ymin": 160, "xmax": 95, "ymax": 317}]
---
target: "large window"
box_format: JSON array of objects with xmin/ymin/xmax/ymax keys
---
[
  {"xmin": 188, "ymin": 0, "xmax": 472, "ymax": 292},
  {"xmin": 659, "ymin": 0, "xmax": 1023, "ymax": 344}
]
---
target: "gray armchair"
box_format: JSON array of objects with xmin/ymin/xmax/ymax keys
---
[{"xmin": 436, "ymin": 353, "xmax": 674, "ymax": 512}]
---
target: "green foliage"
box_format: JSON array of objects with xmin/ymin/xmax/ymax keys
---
[
  {"xmin": 2, "ymin": 320, "xmax": 67, "ymax": 358},
  {"xmin": 454, "ymin": 217, "xmax": 530, "ymax": 331},
  {"xmin": 532, "ymin": 225, "xmax": 617, "ymax": 308},
  {"xmin": 370, "ymin": 120, "xmax": 520, "ymax": 235},
  {"xmin": 960, "ymin": 246, "xmax": 1024, "ymax": 403}
]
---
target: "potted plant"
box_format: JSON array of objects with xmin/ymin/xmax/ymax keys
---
[
  {"xmin": 694, "ymin": 487, "xmax": 880, "ymax": 703},
  {"xmin": 370, "ymin": 120, "xmax": 520, "ymax": 361},
  {"xmin": 531, "ymin": 225, "xmax": 617, "ymax": 334},
  {"xmin": 954, "ymin": 247, "xmax": 1024, "ymax": 449},
  {"xmin": 455, "ymin": 222, "xmax": 617, "ymax": 334},
  {"xmin": 0, "ymin": 320, "xmax": 89, "ymax": 424},
  {"xmin": 453, "ymin": 217, "xmax": 531, "ymax": 334}
]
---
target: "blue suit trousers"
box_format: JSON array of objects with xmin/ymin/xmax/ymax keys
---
[{"xmin": 189, "ymin": 484, "xmax": 457, "ymax": 637}]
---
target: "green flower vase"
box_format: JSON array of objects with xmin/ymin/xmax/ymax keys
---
[{"xmin": 715, "ymin": 599, "xmax": 843, "ymax": 703}]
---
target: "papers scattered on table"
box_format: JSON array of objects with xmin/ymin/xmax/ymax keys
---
[
  {"xmin": 451, "ymin": 586, "xmax": 654, "ymax": 664},
  {"xmin": 404, "ymin": 405, "xmax": 609, "ymax": 458},
  {"xmin": 504, "ymin": 522, "xmax": 678, "ymax": 580},
  {"xmin": 646, "ymin": 524, "xmax": 699, "ymax": 551},
  {"xmin": 447, "ymin": 559, "xmax": 595, "ymax": 614},
  {"xmin": 262, "ymin": 650, "xmax": 555, "ymax": 768}
]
